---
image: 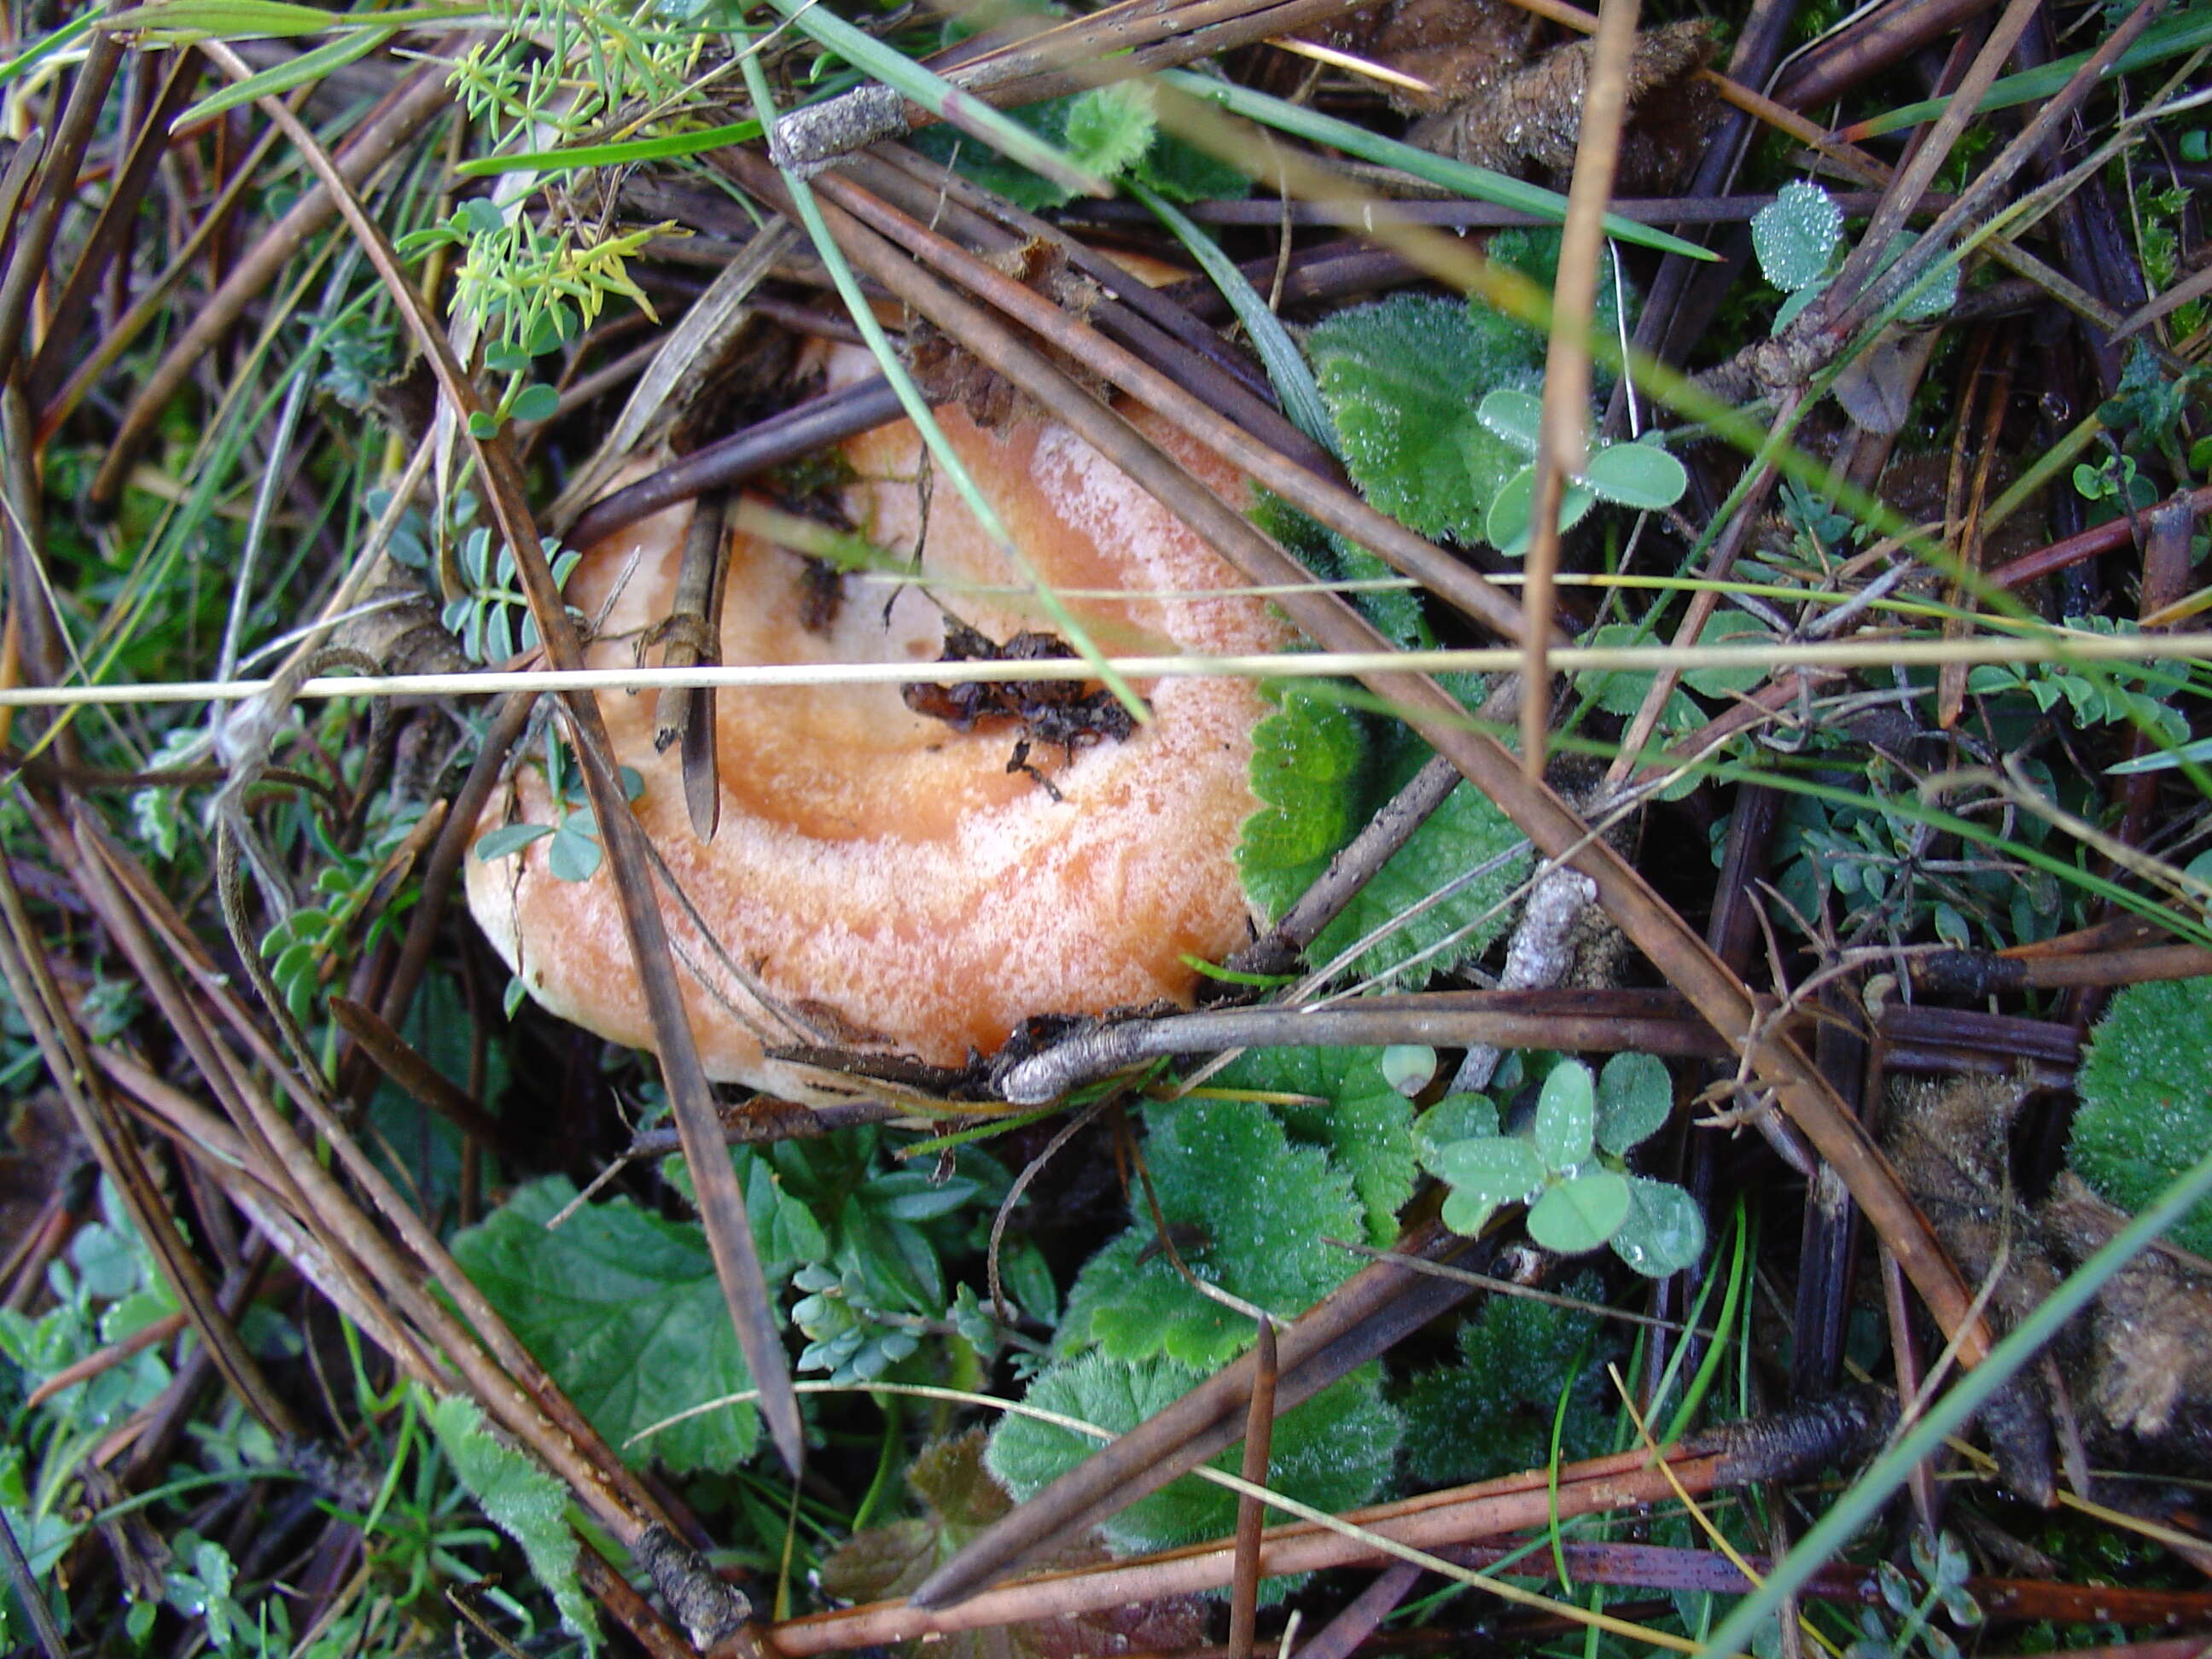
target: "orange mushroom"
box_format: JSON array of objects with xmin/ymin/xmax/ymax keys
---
[{"xmin": 466, "ymin": 346, "xmax": 1289, "ymax": 1099}]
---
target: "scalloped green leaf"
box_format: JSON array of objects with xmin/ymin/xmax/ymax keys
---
[
  {"xmin": 987, "ymin": 1356, "xmax": 1400, "ymax": 1556},
  {"xmin": 1306, "ymin": 295, "xmax": 1542, "ymax": 544},
  {"xmin": 426, "ymin": 1394, "xmax": 600, "ymax": 1650},
  {"xmin": 2070, "ymin": 977, "xmax": 2212, "ymax": 1256},
  {"xmin": 1212, "ymin": 1047, "xmax": 1419, "ymax": 1246},
  {"xmin": 1398, "ymin": 1271, "xmax": 1613, "ymax": 1485},
  {"xmin": 451, "ymin": 1178, "xmax": 758, "ymax": 1474},
  {"xmin": 1057, "ymin": 1098, "xmax": 1364, "ymax": 1368},
  {"xmin": 1062, "ymin": 83, "xmax": 1157, "ymax": 183},
  {"xmin": 1236, "ymin": 687, "xmax": 1531, "ymax": 987},
  {"xmin": 1527, "ymin": 1171, "xmax": 1632, "ymax": 1254}
]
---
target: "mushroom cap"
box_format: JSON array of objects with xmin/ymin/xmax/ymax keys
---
[{"xmin": 466, "ymin": 349, "xmax": 1289, "ymax": 1098}]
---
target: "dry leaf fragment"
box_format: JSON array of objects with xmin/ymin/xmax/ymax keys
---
[{"xmin": 1405, "ymin": 19, "xmax": 1721, "ymax": 193}]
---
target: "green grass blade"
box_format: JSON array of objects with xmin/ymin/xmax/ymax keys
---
[
  {"xmin": 108, "ymin": 0, "xmax": 477, "ymax": 35},
  {"xmin": 1852, "ymin": 4, "xmax": 2212, "ymax": 137},
  {"xmin": 0, "ymin": 11, "xmax": 97, "ymax": 88},
  {"xmin": 1134, "ymin": 179, "xmax": 1339, "ymax": 455},
  {"xmin": 180, "ymin": 26, "xmax": 395, "ymax": 123},
  {"xmin": 1158, "ymin": 71, "xmax": 1717, "ymax": 262},
  {"xmin": 751, "ymin": 0, "xmax": 1111, "ymax": 199},
  {"xmin": 455, "ymin": 117, "xmax": 765, "ymax": 177}
]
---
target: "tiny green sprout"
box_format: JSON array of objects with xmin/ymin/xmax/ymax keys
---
[
  {"xmin": 1421, "ymin": 1054, "xmax": 1703, "ymax": 1276},
  {"xmin": 1752, "ymin": 182, "xmax": 1957, "ymax": 333},
  {"xmin": 1475, "ymin": 388, "xmax": 1690, "ymax": 557},
  {"xmin": 1381, "ymin": 1044, "xmax": 1439, "ymax": 1097}
]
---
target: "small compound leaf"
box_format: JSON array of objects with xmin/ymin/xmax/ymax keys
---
[
  {"xmin": 1595, "ymin": 1052, "xmax": 1672, "ymax": 1155},
  {"xmin": 474, "ymin": 823, "xmax": 554, "ymax": 862},
  {"xmin": 1429, "ymin": 1135, "xmax": 1547, "ymax": 1208},
  {"xmin": 1610, "ymin": 1176, "xmax": 1706, "ymax": 1277},
  {"xmin": 1582, "ymin": 439, "xmax": 1687, "ymax": 511},
  {"xmin": 1527, "ymin": 1170, "xmax": 1631, "ymax": 1254},
  {"xmin": 546, "ymin": 823, "xmax": 603, "ymax": 882},
  {"xmin": 426, "ymin": 1393, "xmax": 600, "ymax": 1650},
  {"xmin": 1751, "ymin": 182, "xmax": 1842, "ymax": 293},
  {"xmin": 1534, "ymin": 1061, "xmax": 1596, "ymax": 1169},
  {"xmin": 1439, "ymin": 1185, "xmax": 1499, "ymax": 1237}
]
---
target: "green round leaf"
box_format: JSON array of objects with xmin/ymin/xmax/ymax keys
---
[
  {"xmin": 1751, "ymin": 182, "xmax": 1842, "ymax": 293},
  {"xmin": 509, "ymin": 381, "xmax": 562, "ymax": 424},
  {"xmin": 466, "ymin": 408, "xmax": 503, "ymax": 439},
  {"xmin": 1476, "ymin": 387, "xmax": 1544, "ymax": 453},
  {"xmin": 1429, "ymin": 1135, "xmax": 1546, "ymax": 1208},
  {"xmin": 1527, "ymin": 1170, "xmax": 1631, "ymax": 1254},
  {"xmin": 1595, "ymin": 1052, "xmax": 1672, "ymax": 1155},
  {"xmin": 1415, "ymin": 1093, "xmax": 1499, "ymax": 1173},
  {"xmin": 1534, "ymin": 1060, "xmax": 1596, "ymax": 1169},
  {"xmin": 1610, "ymin": 1175, "xmax": 1705, "ymax": 1277},
  {"xmin": 1439, "ymin": 1185, "xmax": 1499, "ymax": 1237},
  {"xmin": 546, "ymin": 824, "xmax": 603, "ymax": 882},
  {"xmin": 460, "ymin": 196, "xmax": 506, "ymax": 236},
  {"xmin": 1582, "ymin": 439, "xmax": 1687, "ymax": 510},
  {"xmin": 1486, "ymin": 463, "xmax": 1596, "ymax": 557},
  {"xmin": 474, "ymin": 822, "xmax": 554, "ymax": 862}
]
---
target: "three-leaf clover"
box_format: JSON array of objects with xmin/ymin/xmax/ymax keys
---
[{"xmin": 1419, "ymin": 1054, "xmax": 1704, "ymax": 1277}]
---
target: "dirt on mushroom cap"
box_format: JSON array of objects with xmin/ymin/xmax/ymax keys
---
[{"xmin": 467, "ymin": 352, "xmax": 1289, "ymax": 1097}]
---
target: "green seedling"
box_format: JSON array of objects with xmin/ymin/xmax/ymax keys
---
[{"xmin": 1421, "ymin": 1054, "xmax": 1703, "ymax": 1276}]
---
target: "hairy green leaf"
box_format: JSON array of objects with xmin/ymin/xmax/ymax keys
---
[
  {"xmin": 1236, "ymin": 685, "xmax": 1530, "ymax": 985},
  {"xmin": 1058, "ymin": 1098, "xmax": 1364, "ymax": 1367},
  {"xmin": 451, "ymin": 1178, "xmax": 759, "ymax": 1473},
  {"xmin": 2070, "ymin": 977, "xmax": 2212, "ymax": 1255},
  {"xmin": 1752, "ymin": 183, "xmax": 1842, "ymax": 294},
  {"xmin": 988, "ymin": 1355, "xmax": 1400, "ymax": 1556},
  {"xmin": 1215, "ymin": 1046, "xmax": 1421, "ymax": 1245},
  {"xmin": 1397, "ymin": 1275, "xmax": 1613, "ymax": 1485},
  {"xmin": 426, "ymin": 1393, "xmax": 600, "ymax": 1650},
  {"xmin": 1306, "ymin": 295, "xmax": 1543, "ymax": 544}
]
